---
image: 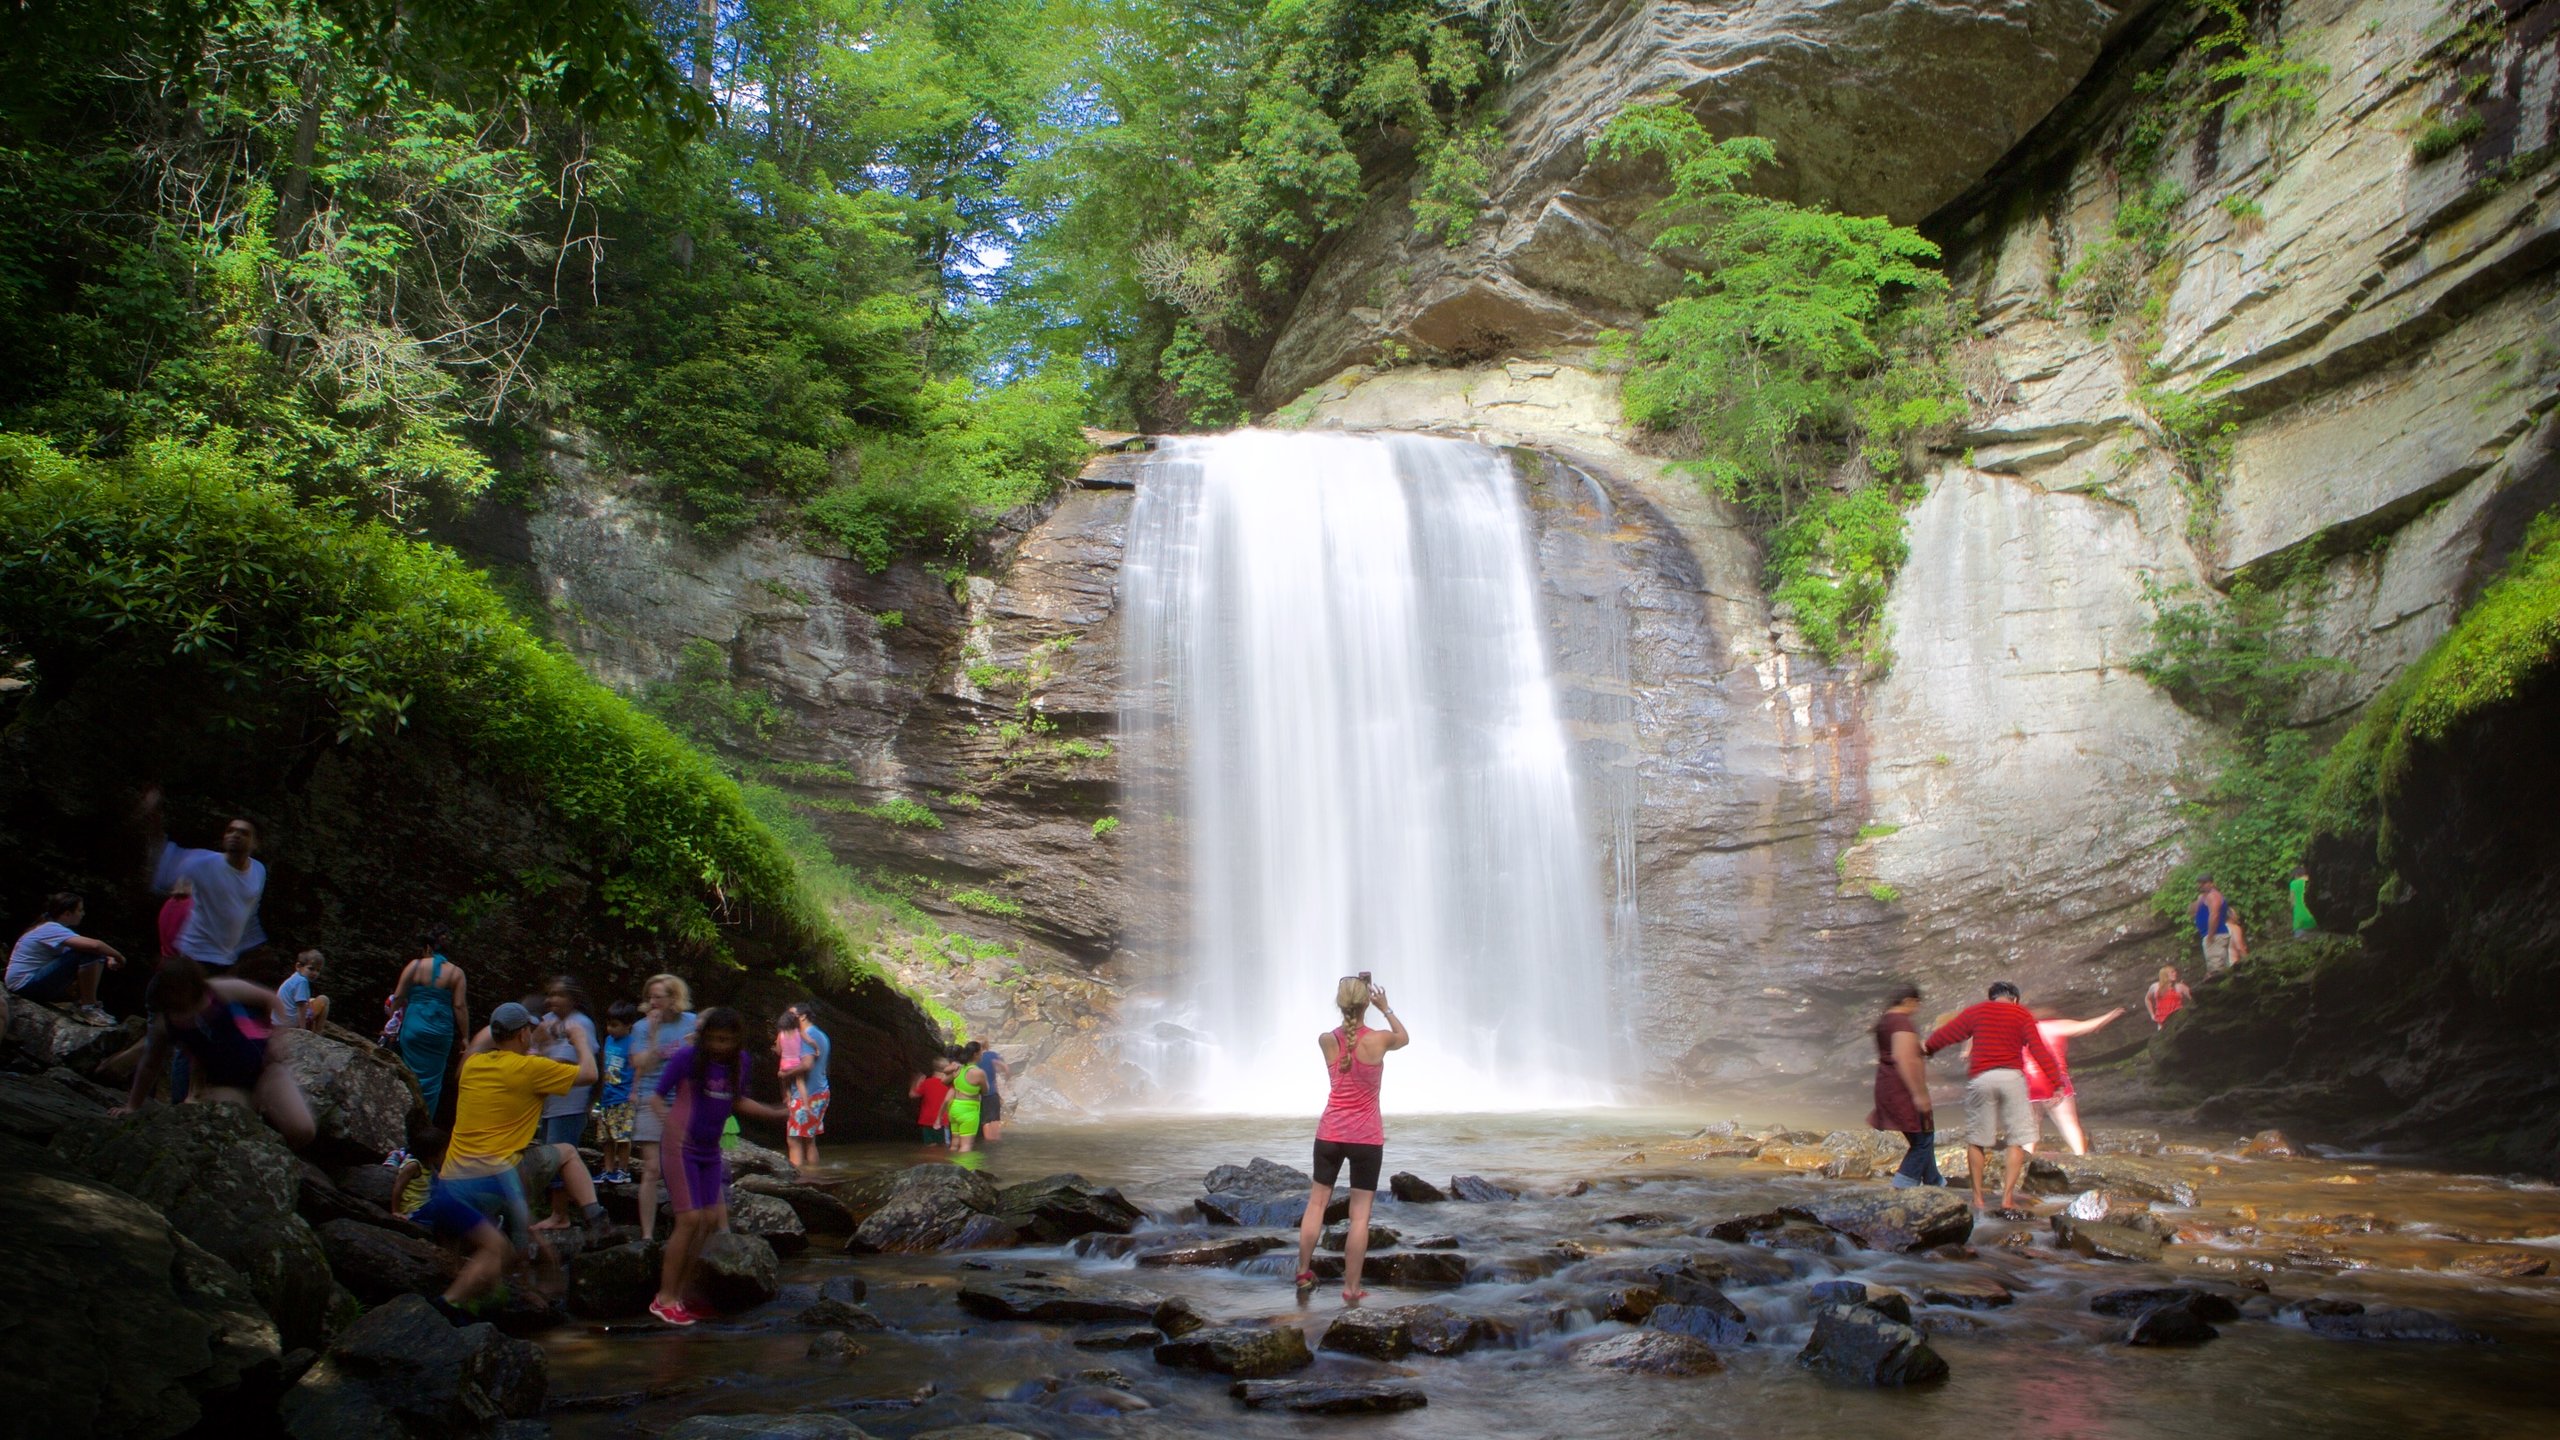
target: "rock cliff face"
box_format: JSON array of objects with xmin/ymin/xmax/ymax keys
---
[{"xmin": 501, "ymin": 0, "xmax": 2558, "ymax": 1114}]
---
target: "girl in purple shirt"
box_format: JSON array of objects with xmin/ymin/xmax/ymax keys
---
[{"xmin": 646, "ymin": 1007, "xmax": 783, "ymax": 1325}]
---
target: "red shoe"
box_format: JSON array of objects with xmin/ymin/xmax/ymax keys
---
[{"xmin": 648, "ymin": 1297, "xmax": 696, "ymax": 1326}]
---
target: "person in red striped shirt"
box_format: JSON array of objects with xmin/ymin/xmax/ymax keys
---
[{"xmin": 1924, "ymin": 981, "xmax": 2065, "ymax": 1215}]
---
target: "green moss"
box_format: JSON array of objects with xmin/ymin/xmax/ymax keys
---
[
  {"xmin": 947, "ymin": 888, "xmax": 1023, "ymax": 917},
  {"xmin": 2413, "ymin": 112, "xmax": 2486, "ymax": 162},
  {"xmin": 1091, "ymin": 815, "xmax": 1121, "ymax": 838},
  {"xmin": 1856, "ymin": 822, "xmax": 1901, "ymax": 841},
  {"xmin": 1866, "ymin": 881, "xmax": 1902, "ymax": 904}
]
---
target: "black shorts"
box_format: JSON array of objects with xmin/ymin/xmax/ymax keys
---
[
  {"xmin": 982, "ymin": 1089, "xmax": 1002, "ymax": 1123},
  {"xmin": 1312, "ymin": 1139, "xmax": 1383, "ymax": 1192}
]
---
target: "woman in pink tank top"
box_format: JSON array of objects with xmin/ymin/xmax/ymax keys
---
[{"xmin": 1293, "ymin": 974, "xmax": 1409, "ymax": 1306}]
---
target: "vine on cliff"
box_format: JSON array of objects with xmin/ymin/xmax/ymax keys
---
[{"xmin": 1591, "ymin": 100, "xmax": 1969, "ymax": 665}]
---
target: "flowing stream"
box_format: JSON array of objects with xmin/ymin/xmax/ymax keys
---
[{"xmin": 1117, "ymin": 432, "xmax": 1616, "ymax": 1112}]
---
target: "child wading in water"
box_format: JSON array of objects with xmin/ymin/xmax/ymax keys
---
[{"xmin": 648, "ymin": 1007, "xmax": 784, "ymax": 1325}]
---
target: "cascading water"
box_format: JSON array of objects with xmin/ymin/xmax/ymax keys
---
[{"xmin": 1119, "ymin": 431, "xmax": 1617, "ymax": 1113}]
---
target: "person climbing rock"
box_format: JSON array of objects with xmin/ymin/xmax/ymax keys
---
[
  {"xmin": 142, "ymin": 788, "xmax": 267, "ymax": 972},
  {"xmin": 116, "ymin": 956, "xmax": 316, "ymax": 1148},
  {"xmin": 1923, "ymin": 981, "xmax": 2063, "ymax": 1216},
  {"xmin": 1867, "ymin": 981, "xmax": 1940, "ymax": 1188},
  {"xmin": 2194, "ymin": 878, "xmax": 2233, "ymax": 975},
  {"xmin": 1293, "ymin": 973, "xmax": 1408, "ymax": 1307},
  {"xmin": 2022, "ymin": 1006, "xmax": 2124, "ymax": 1157},
  {"xmin": 2146, "ymin": 966, "xmax": 2193, "ymax": 1028}
]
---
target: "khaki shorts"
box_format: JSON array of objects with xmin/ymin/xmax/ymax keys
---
[
  {"xmin": 2202, "ymin": 932, "xmax": 2233, "ymax": 972},
  {"xmin": 1964, "ymin": 1068, "xmax": 2037, "ymax": 1150}
]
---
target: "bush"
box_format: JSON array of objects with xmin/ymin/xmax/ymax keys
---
[
  {"xmin": 801, "ymin": 375, "xmax": 1090, "ymax": 572},
  {"xmin": 0, "ymin": 432, "xmax": 830, "ymax": 955}
]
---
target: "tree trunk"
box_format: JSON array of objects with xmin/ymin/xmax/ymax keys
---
[{"xmin": 693, "ymin": 0, "xmax": 717, "ymax": 94}]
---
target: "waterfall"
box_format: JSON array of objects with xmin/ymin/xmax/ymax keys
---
[{"xmin": 1119, "ymin": 431, "xmax": 1618, "ymax": 1112}]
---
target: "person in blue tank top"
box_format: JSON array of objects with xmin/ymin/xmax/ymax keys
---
[{"xmin": 394, "ymin": 926, "xmax": 469, "ymax": 1120}]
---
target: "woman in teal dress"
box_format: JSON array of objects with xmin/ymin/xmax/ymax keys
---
[{"xmin": 392, "ymin": 925, "xmax": 467, "ymax": 1120}]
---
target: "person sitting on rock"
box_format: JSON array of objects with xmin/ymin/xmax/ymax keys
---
[
  {"xmin": 1923, "ymin": 980, "xmax": 2064, "ymax": 1217},
  {"xmin": 412, "ymin": 1001, "xmax": 608, "ymax": 1325},
  {"xmin": 115, "ymin": 956, "xmax": 316, "ymax": 1148},
  {"xmin": 275, "ymin": 948, "xmax": 329, "ymax": 1030},
  {"xmin": 2145, "ymin": 966, "xmax": 2193, "ymax": 1028},
  {"xmin": 6, "ymin": 891, "xmax": 124, "ymax": 1025}
]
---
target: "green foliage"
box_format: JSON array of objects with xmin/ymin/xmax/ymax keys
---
[
  {"xmin": 2154, "ymin": 728, "xmax": 2323, "ymax": 932},
  {"xmin": 2134, "ymin": 371, "xmax": 2242, "ymax": 519},
  {"xmin": 2413, "ymin": 112, "xmax": 2487, "ymax": 162},
  {"xmin": 947, "ymin": 887, "xmax": 1024, "ymax": 917},
  {"xmin": 2058, "ymin": 180, "xmax": 2187, "ymax": 326},
  {"xmin": 2194, "ymin": 0, "xmax": 2327, "ymax": 134},
  {"xmin": 1157, "ymin": 321, "xmax": 1247, "ymax": 430},
  {"xmin": 0, "ymin": 433, "xmax": 825, "ymax": 953},
  {"xmin": 799, "ymin": 376, "xmax": 1090, "ymax": 572},
  {"xmin": 1856, "ymin": 822, "xmax": 1901, "ymax": 841},
  {"xmin": 645, "ymin": 639, "xmax": 783, "ymax": 752},
  {"xmin": 868, "ymin": 796, "xmax": 943, "ymax": 830},
  {"xmin": 2135, "ymin": 569, "xmax": 2338, "ymax": 735},
  {"xmin": 1414, "ymin": 122, "xmax": 1501, "ymax": 245},
  {"xmin": 1866, "ymin": 881, "xmax": 1903, "ymax": 904},
  {"xmin": 1091, "ymin": 815, "xmax": 1121, "ymax": 838},
  {"xmin": 2220, "ymin": 195, "xmax": 2265, "ymax": 221},
  {"xmin": 1591, "ymin": 101, "xmax": 1964, "ymax": 663}
]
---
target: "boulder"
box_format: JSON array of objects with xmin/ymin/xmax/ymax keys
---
[
  {"xmin": 1321, "ymin": 1222, "xmax": 1400, "ymax": 1251},
  {"xmin": 1798, "ymin": 1304, "xmax": 1949, "ymax": 1386},
  {"xmin": 818, "ymin": 1275, "xmax": 867, "ymax": 1305},
  {"xmin": 2, "ymin": 1135, "xmax": 281, "ymax": 1440},
  {"xmin": 1919, "ymin": 1279, "xmax": 2013, "ymax": 1310},
  {"xmin": 693, "ymin": 1232, "xmax": 780, "ymax": 1313},
  {"xmin": 2063, "ymin": 1189, "xmax": 2153, "ymax": 1224},
  {"xmin": 1752, "ymin": 1221, "xmax": 1842, "ymax": 1254},
  {"xmin": 806, "ymin": 1330, "xmax": 867, "ymax": 1360},
  {"xmin": 1362, "ymin": 1249, "xmax": 1470, "ymax": 1286},
  {"xmin": 1805, "ymin": 1280, "xmax": 1913, "ymax": 1324},
  {"xmin": 2051, "ymin": 1216, "xmax": 2165, "ymax": 1263},
  {"xmin": 1646, "ymin": 1299, "xmax": 1753, "ymax": 1346},
  {"xmin": 1321, "ymin": 1305, "xmax": 1415, "ymax": 1360},
  {"xmin": 1781, "ymin": 1186, "xmax": 1974, "ymax": 1252},
  {"xmin": 1070, "ymin": 1324, "xmax": 1165, "ymax": 1349},
  {"xmin": 298, "ymin": 1162, "xmax": 429, "ymax": 1239},
  {"xmin": 1136, "ymin": 1236, "xmax": 1284, "ymax": 1267},
  {"xmin": 1154, "ymin": 1324, "xmax": 1315, "ymax": 1378},
  {"xmin": 2238, "ymin": 1130, "xmax": 2301, "ymax": 1159},
  {"xmin": 67, "ymin": 1100, "xmax": 352, "ymax": 1349},
  {"xmin": 1387, "ymin": 1172, "xmax": 1446, "ymax": 1203},
  {"xmin": 318, "ymin": 1218, "xmax": 460, "ymax": 1302},
  {"xmin": 995, "ymin": 1174, "xmax": 1144, "ymax": 1242},
  {"xmin": 5, "ymin": 1002, "xmax": 145, "ymax": 1077},
  {"xmin": 2277, "ymin": 1300, "xmax": 2486, "ymax": 1342},
  {"xmin": 2447, "ymin": 1250, "xmax": 2551, "ymax": 1279},
  {"xmin": 958, "ymin": 1273, "xmax": 1171, "ymax": 1325},
  {"xmin": 279, "ymin": 1293, "xmax": 544, "ymax": 1438},
  {"xmin": 846, "ymin": 1164, "xmax": 1002, "ymax": 1253},
  {"xmin": 794, "ymin": 1299, "xmax": 886, "ymax": 1331},
  {"xmin": 1583, "ymin": 1284, "xmax": 1666, "ymax": 1324},
  {"xmin": 2033, "ymin": 1156, "xmax": 2199, "ymax": 1207},
  {"xmin": 912, "ymin": 1431, "xmax": 1030, "ymax": 1440},
  {"xmin": 1154, "ymin": 1294, "xmax": 1208, "ymax": 1338},
  {"xmin": 0, "ymin": 1068, "xmax": 118, "ymax": 1145},
  {"xmin": 566, "ymin": 1239, "xmax": 663, "ymax": 1319},
  {"xmin": 736, "ymin": 1175, "xmax": 857, "ymax": 1235},
  {"xmin": 331, "ymin": 1162, "xmax": 406, "ymax": 1214},
  {"xmin": 1448, "ymin": 1175, "xmax": 1516, "ymax": 1202},
  {"xmin": 266, "ymin": 1028, "xmax": 424, "ymax": 1162},
  {"xmin": 1572, "ymin": 1330, "xmax": 1722, "ymax": 1376},
  {"xmin": 725, "ymin": 1184, "xmax": 808, "ymax": 1256},
  {"xmin": 1200, "ymin": 1190, "xmax": 1334, "ymax": 1226},
  {"xmin": 2088, "ymin": 1287, "xmax": 2241, "ymax": 1322},
  {"xmin": 2125, "ymin": 1301, "xmax": 2220, "ymax": 1346},
  {"xmin": 721, "ymin": 1139, "xmax": 796, "ymax": 1180},
  {"xmin": 1699, "ymin": 1210, "xmax": 1786, "ymax": 1243},
  {"xmin": 663, "ymin": 1418, "xmax": 872, "ymax": 1440},
  {"xmin": 1231, "ymin": 1379, "xmax": 1427, "ymax": 1413},
  {"xmin": 1203, "ymin": 1158, "xmax": 1310, "ymax": 1193}
]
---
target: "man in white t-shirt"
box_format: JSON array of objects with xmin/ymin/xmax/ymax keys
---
[
  {"xmin": 6, "ymin": 892, "xmax": 123, "ymax": 1024},
  {"xmin": 143, "ymin": 786, "xmax": 268, "ymax": 969}
]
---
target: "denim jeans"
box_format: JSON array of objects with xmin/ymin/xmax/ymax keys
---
[{"xmin": 1897, "ymin": 1129, "xmax": 1944, "ymax": 1186}]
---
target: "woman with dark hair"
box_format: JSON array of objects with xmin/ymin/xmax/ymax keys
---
[
  {"xmin": 116, "ymin": 957, "xmax": 316, "ymax": 1148},
  {"xmin": 1291, "ymin": 974, "xmax": 1408, "ymax": 1307},
  {"xmin": 647, "ymin": 1006, "xmax": 784, "ymax": 1325},
  {"xmin": 393, "ymin": 926, "xmax": 467, "ymax": 1120},
  {"xmin": 1868, "ymin": 981, "xmax": 1940, "ymax": 1188},
  {"xmin": 946, "ymin": 1041, "xmax": 987, "ymax": 1154}
]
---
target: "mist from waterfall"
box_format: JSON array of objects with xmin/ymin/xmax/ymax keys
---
[{"xmin": 1119, "ymin": 431, "xmax": 1617, "ymax": 1113}]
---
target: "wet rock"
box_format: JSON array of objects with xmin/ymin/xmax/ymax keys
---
[
  {"xmin": 1448, "ymin": 1175, "xmax": 1517, "ymax": 1202},
  {"xmin": 2446, "ymin": 1251, "xmax": 2550, "ymax": 1279},
  {"xmin": 1154, "ymin": 1324, "xmax": 1314, "ymax": 1378},
  {"xmin": 1806, "ymin": 1280, "xmax": 1913, "ymax": 1324},
  {"xmin": 726, "ymin": 1185, "xmax": 808, "ymax": 1256},
  {"xmin": 2050, "ymin": 1216, "xmax": 2164, "ymax": 1263},
  {"xmin": 1321, "ymin": 1222, "xmax": 1400, "ymax": 1251},
  {"xmin": 1320, "ymin": 1305, "xmax": 1419, "ymax": 1359},
  {"xmin": 1751, "ymin": 1221, "xmax": 1841, "ymax": 1254},
  {"xmin": 2277, "ymin": 1300, "xmax": 2487, "ymax": 1342},
  {"xmin": 2238, "ymin": 1130, "xmax": 2301, "ymax": 1159},
  {"xmin": 1136, "ymin": 1236, "xmax": 1283, "ymax": 1267},
  {"xmin": 1573, "ymin": 1330, "xmax": 1722, "ymax": 1376},
  {"xmin": 1071, "ymin": 1229, "xmax": 1191, "ymax": 1260},
  {"xmin": 1585, "ymin": 1284, "xmax": 1666, "ymax": 1324},
  {"xmin": 912, "ymin": 1430, "xmax": 1031, "ymax": 1440},
  {"xmin": 806, "ymin": 1329, "xmax": 867, "ymax": 1360},
  {"xmin": 2089, "ymin": 1287, "xmax": 2241, "ymax": 1322},
  {"xmin": 298, "ymin": 1162, "xmax": 428, "ymax": 1240},
  {"xmin": 958, "ymin": 1273, "xmax": 1170, "ymax": 1325},
  {"xmin": 1602, "ymin": 1211, "xmax": 1688, "ymax": 1229},
  {"xmin": 280, "ymin": 1293, "xmax": 545, "ymax": 1438},
  {"xmin": 0, "ymin": 1067, "xmax": 118, "ymax": 1146},
  {"xmin": 266, "ymin": 1028, "xmax": 424, "ymax": 1162},
  {"xmin": 68, "ymin": 1100, "xmax": 352, "ymax": 1350},
  {"xmin": 318, "ymin": 1218, "xmax": 460, "ymax": 1303},
  {"xmin": 694, "ymin": 1232, "xmax": 780, "ymax": 1313},
  {"xmin": 2126, "ymin": 1301, "xmax": 2220, "ymax": 1346},
  {"xmin": 1698, "ymin": 1210, "xmax": 1785, "ymax": 1243},
  {"xmin": 1071, "ymin": 1323, "xmax": 1164, "ymax": 1349},
  {"xmin": 818, "ymin": 1275, "xmax": 867, "ymax": 1305},
  {"xmin": 1367, "ymin": 1250, "xmax": 1470, "ymax": 1286},
  {"xmin": 1231, "ymin": 1378, "xmax": 1427, "ymax": 1413},
  {"xmin": 996, "ymin": 1174, "xmax": 1144, "ymax": 1242},
  {"xmin": 1646, "ymin": 1298, "xmax": 1753, "ymax": 1346},
  {"xmin": 4, "ymin": 1000, "xmax": 144, "ymax": 1077},
  {"xmin": 1783, "ymin": 1186, "xmax": 1974, "ymax": 1252},
  {"xmin": 2033, "ymin": 1156, "xmax": 2198, "ymax": 1207},
  {"xmin": 721, "ymin": 1140, "xmax": 796, "ymax": 1181},
  {"xmin": 794, "ymin": 1299, "xmax": 886, "ymax": 1331},
  {"xmin": 664, "ymin": 1418, "xmax": 872, "ymax": 1440},
  {"xmin": 1204, "ymin": 1158, "xmax": 1309, "ymax": 1193},
  {"xmin": 2063, "ymin": 1189, "xmax": 2154, "ymax": 1224},
  {"xmin": 1919, "ymin": 1279, "xmax": 2013, "ymax": 1310},
  {"xmin": 846, "ymin": 1164, "xmax": 1002, "ymax": 1254},
  {"xmin": 1200, "ymin": 1191, "xmax": 1337, "ymax": 1227},
  {"xmin": 736, "ymin": 1175, "xmax": 857, "ymax": 1235},
  {"xmin": 1388, "ymin": 1172, "xmax": 1446, "ymax": 1203},
  {"xmin": 4, "ymin": 1135, "xmax": 281, "ymax": 1440},
  {"xmin": 1798, "ymin": 1304, "xmax": 1949, "ymax": 1387},
  {"xmin": 565, "ymin": 1240, "xmax": 662, "ymax": 1319},
  {"xmin": 1154, "ymin": 1295, "xmax": 1207, "ymax": 1338}
]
